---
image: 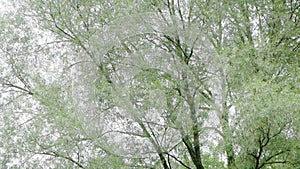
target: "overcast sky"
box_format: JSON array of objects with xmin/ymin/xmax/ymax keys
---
[{"xmin": 0, "ymin": 0, "xmax": 11, "ymax": 14}]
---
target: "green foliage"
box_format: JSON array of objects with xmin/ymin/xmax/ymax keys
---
[{"xmin": 0, "ymin": 0, "xmax": 299, "ymax": 168}]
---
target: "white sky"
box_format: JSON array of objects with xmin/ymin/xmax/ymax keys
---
[{"xmin": 0, "ymin": 0, "xmax": 12, "ymax": 14}]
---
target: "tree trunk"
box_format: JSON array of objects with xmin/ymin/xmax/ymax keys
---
[
  {"xmin": 182, "ymin": 72, "xmax": 205, "ymax": 169},
  {"xmin": 139, "ymin": 122, "xmax": 169, "ymax": 169}
]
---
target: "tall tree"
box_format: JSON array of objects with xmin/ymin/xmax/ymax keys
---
[{"xmin": 0, "ymin": 0, "xmax": 299, "ymax": 168}]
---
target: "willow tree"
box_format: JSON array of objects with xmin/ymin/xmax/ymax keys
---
[
  {"xmin": 194, "ymin": 0, "xmax": 300, "ymax": 168},
  {"xmin": 1, "ymin": 0, "xmax": 299, "ymax": 168}
]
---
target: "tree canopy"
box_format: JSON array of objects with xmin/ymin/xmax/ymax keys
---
[{"xmin": 0, "ymin": 0, "xmax": 299, "ymax": 168}]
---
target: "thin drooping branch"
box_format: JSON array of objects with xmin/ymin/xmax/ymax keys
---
[
  {"xmin": 165, "ymin": 152, "xmax": 192, "ymax": 169},
  {"xmin": 2, "ymin": 82, "xmax": 33, "ymax": 95},
  {"xmin": 39, "ymin": 151, "xmax": 85, "ymax": 168},
  {"xmin": 258, "ymin": 151, "xmax": 287, "ymax": 169},
  {"xmin": 100, "ymin": 130, "xmax": 147, "ymax": 138}
]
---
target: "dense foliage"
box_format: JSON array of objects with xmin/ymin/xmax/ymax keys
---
[{"xmin": 0, "ymin": 0, "xmax": 299, "ymax": 168}]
